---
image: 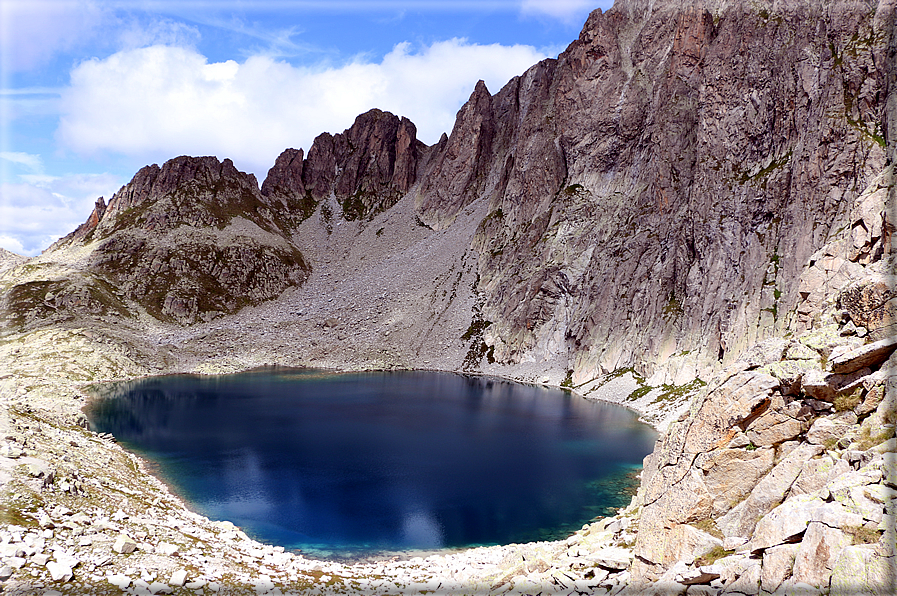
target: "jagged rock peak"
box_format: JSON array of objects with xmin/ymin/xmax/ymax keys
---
[
  {"xmin": 263, "ymin": 108, "xmax": 431, "ymax": 221},
  {"xmin": 105, "ymin": 156, "xmax": 259, "ymax": 218}
]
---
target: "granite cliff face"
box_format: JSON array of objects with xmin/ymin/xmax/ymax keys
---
[{"xmin": 413, "ymin": 0, "xmax": 892, "ymax": 386}]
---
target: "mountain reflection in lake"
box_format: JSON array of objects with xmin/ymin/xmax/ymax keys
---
[{"xmin": 86, "ymin": 369, "xmax": 656, "ymax": 558}]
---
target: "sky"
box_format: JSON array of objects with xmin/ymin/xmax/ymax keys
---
[{"xmin": 0, "ymin": 0, "xmax": 613, "ymax": 256}]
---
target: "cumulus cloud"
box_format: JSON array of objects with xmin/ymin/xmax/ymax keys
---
[
  {"xmin": 0, "ymin": 173, "xmax": 122, "ymax": 256},
  {"xmin": 56, "ymin": 40, "xmax": 549, "ymax": 176}
]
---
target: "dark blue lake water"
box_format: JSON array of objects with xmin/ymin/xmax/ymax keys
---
[{"xmin": 85, "ymin": 369, "xmax": 656, "ymax": 558}]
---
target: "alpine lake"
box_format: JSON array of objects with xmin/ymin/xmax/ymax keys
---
[{"xmin": 85, "ymin": 369, "xmax": 656, "ymax": 559}]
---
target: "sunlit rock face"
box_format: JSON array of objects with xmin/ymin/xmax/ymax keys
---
[
  {"xmin": 6, "ymin": 156, "xmax": 311, "ymax": 326},
  {"xmin": 411, "ymin": 0, "xmax": 891, "ymax": 384}
]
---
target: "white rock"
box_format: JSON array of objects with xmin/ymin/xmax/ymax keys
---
[
  {"xmin": 112, "ymin": 535, "xmax": 137, "ymax": 554},
  {"xmin": 32, "ymin": 553, "xmax": 50, "ymax": 565},
  {"xmin": 5, "ymin": 557, "xmax": 25, "ymax": 569},
  {"xmin": 107, "ymin": 573, "xmax": 131, "ymax": 589},
  {"xmin": 588, "ymin": 547, "xmax": 633, "ymax": 570},
  {"xmin": 46, "ymin": 561, "xmax": 73, "ymax": 582},
  {"xmin": 148, "ymin": 581, "xmax": 173, "ymax": 594},
  {"xmin": 169, "ymin": 569, "xmax": 187, "ymax": 586},
  {"xmin": 156, "ymin": 542, "xmax": 179, "ymax": 556},
  {"xmin": 0, "ymin": 566, "xmax": 12, "ymax": 581}
]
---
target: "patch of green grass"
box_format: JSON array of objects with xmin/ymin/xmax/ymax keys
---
[
  {"xmin": 844, "ymin": 525, "xmax": 882, "ymax": 545},
  {"xmin": 662, "ymin": 292, "xmax": 683, "ymax": 319},
  {"xmin": 691, "ymin": 518, "xmax": 724, "ymax": 540},
  {"xmin": 562, "ymin": 183, "xmax": 585, "ymax": 197},
  {"xmin": 461, "ymin": 317, "xmax": 492, "ymax": 341},
  {"xmin": 696, "ymin": 545, "xmax": 735, "ymax": 566},
  {"xmin": 626, "ymin": 385, "xmax": 653, "ymax": 402},
  {"xmin": 834, "ymin": 387, "xmax": 864, "ymax": 412},
  {"xmin": 854, "ymin": 425, "xmax": 896, "ymax": 450},
  {"xmin": 561, "ymin": 370, "xmax": 574, "ymax": 389}
]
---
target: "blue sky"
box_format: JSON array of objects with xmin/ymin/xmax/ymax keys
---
[{"xmin": 1, "ymin": 0, "xmax": 612, "ymax": 256}]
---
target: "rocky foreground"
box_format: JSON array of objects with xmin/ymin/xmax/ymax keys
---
[{"xmin": 1, "ymin": 0, "xmax": 896, "ymax": 594}]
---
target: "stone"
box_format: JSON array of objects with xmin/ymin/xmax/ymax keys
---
[
  {"xmin": 760, "ymin": 543, "xmax": 799, "ymax": 593},
  {"xmin": 789, "ymin": 456, "xmax": 850, "ymax": 497},
  {"xmin": 749, "ymin": 495, "xmax": 863, "ymax": 553},
  {"xmin": 744, "ymin": 410, "xmax": 803, "ymax": 447},
  {"xmin": 807, "ymin": 411, "xmax": 859, "ymax": 446},
  {"xmin": 32, "ymin": 553, "xmax": 50, "ymax": 565},
  {"xmin": 696, "ymin": 447, "xmax": 775, "ymax": 516},
  {"xmin": 108, "ymin": 573, "xmax": 131, "ymax": 589},
  {"xmin": 725, "ymin": 561, "xmax": 762, "ymax": 595},
  {"xmin": 46, "ymin": 561, "xmax": 73, "ymax": 582},
  {"xmin": 717, "ymin": 442, "xmax": 822, "ymax": 538},
  {"xmin": 856, "ymin": 383, "xmax": 885, "ymax": 417},
  {"xmin": 0, "ymin": 566, "xmax": 12, "ymax": 581},
  {"xmin": 830, "ymin": 545, "xmax": 897, "ymax": 596},
  {"xmin": 676, "ymin": 565, "xmax": 721, "ymax": 585},
  {"xmin": 830, "ymin": 336, "xmax": 897, "ymax": 374},
  {"xmin": 0, "ymin": 444, "xmax": 22, "ymax": 459},
  {"xmin": 169, "ymin": 569, "xmax": 187, "ymax": 586},
  {"xmin": 5, "ymin": 557, "xmax": 25, "ymax": 569},
  {"xmin": 148, "ymin": 581, "xmax": 173, "ymax": 594},
  {"xmin": 156, "ymin": 542, "xmax": 179, "ymax": 556},
  {"xmin": 790, "ymin": 522, "xmax": 851, "ymax": 587},
  {"xmin": 840, "ymin": 278, "xmax": 897, "ymax": 339},
  {"xmin": 113, "ymin": 535, "xmax": 137, "ymax": 554},
  {"xmin": 802, "ymin": 367, "xmax": 872, "ymax": 402},
  {"xmin": 589, "ymin": 547, "xmax": 633, "ymax": 570}
]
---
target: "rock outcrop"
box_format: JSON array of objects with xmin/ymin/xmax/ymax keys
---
[
  {"xmin": 410, "ymin": 0, "xmax": 893, "ymax": 385},
  {"xmin": 3, "ymin": 156, "xmax": 311, "ymax": 327},
  {"xmin": 628, "ymin": 168, "xmax": 896, "ymax": 592},
  {"xmin": 262, "ymin": 109, "xmax": 431, "ymax": 223}
]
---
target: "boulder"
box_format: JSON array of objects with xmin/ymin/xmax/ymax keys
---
[
  {"xmin": 791, "ymin": 522, "xmax": 851, "ymax": 587},
  {"xmin": 749, "ymin": 496, "xmax": 863, "ymax": 553},
  {"xmin": 829, "ymin": 336, "xmax": 897, "ymax": 374},
  {"xmin": 807, "ymin": 411, "xmax": 858, "ymax": 446},
  {"xmin": 788, "ymin": 455, "xmax": 851, "ymax": 497},
  {"xmin": 717, "ymin": 443, "xmax": 823, "ymax": 538},
  {"xmin": 802, "ymin": 367, "xmax": 871, "ymax": 402},
  {"xmin": 676, "ymin": 565, "xmax": 721, "ymax": 585},
  {"xmin": 112, "ymin": 535, "xmax": 137, "ymax": 554},
  {"xmin": 107, "ymin": 573, "xmax": 131, "ymax": 589},
  {"xmin": 744, "ymin": 410, "xmax": 803, "ymax": 447},
  {"xmin": 46, "ymin": 561, "xmax": 73, "ymax": 582},
  {"xmin": 760, "ymin": 543, "xmax": 799, "ymax": 593},
  {"xmin": 169, "ymin": 569, "xmax": 187, "ymax": 587},
  {"xmin": 724, "ymin": 561, "xmax": 761, "ymax": 595},
  {"xmin": 830, "ymin": 545, "xmax": 897, "ymax": 596},
  {"xmin": 696, "ymin": 447, "xmax": 775, "ymax": 516},
  {"xmin": 589, "ymin": 546, "xmax": 633, "ymax": 570}
]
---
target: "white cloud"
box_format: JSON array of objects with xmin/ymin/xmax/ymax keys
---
[
  {"xmin": 0, "ymin": 0, "xmax": 105, "ymax": 72},
  {"xmin": 56, "ymin": 40, "xmax": 549, "ymax": 176},
  {"xmin": 0, "ymin": 173, "xmax": 122, "ymax": 256},
  {"xmin": 116, "ymin": 16, "xmax": 202, "ymax": 50},
  {"xmin": 519, "ymin": 0, "xmax": 605, "ymax": 23},
  {"xmin": 0, "ymin": 234, "xmax": 27, "ymax": 255},
  {"xmin": 0, "ymin": 151, "xmax": 44, "ymax": 173}
]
